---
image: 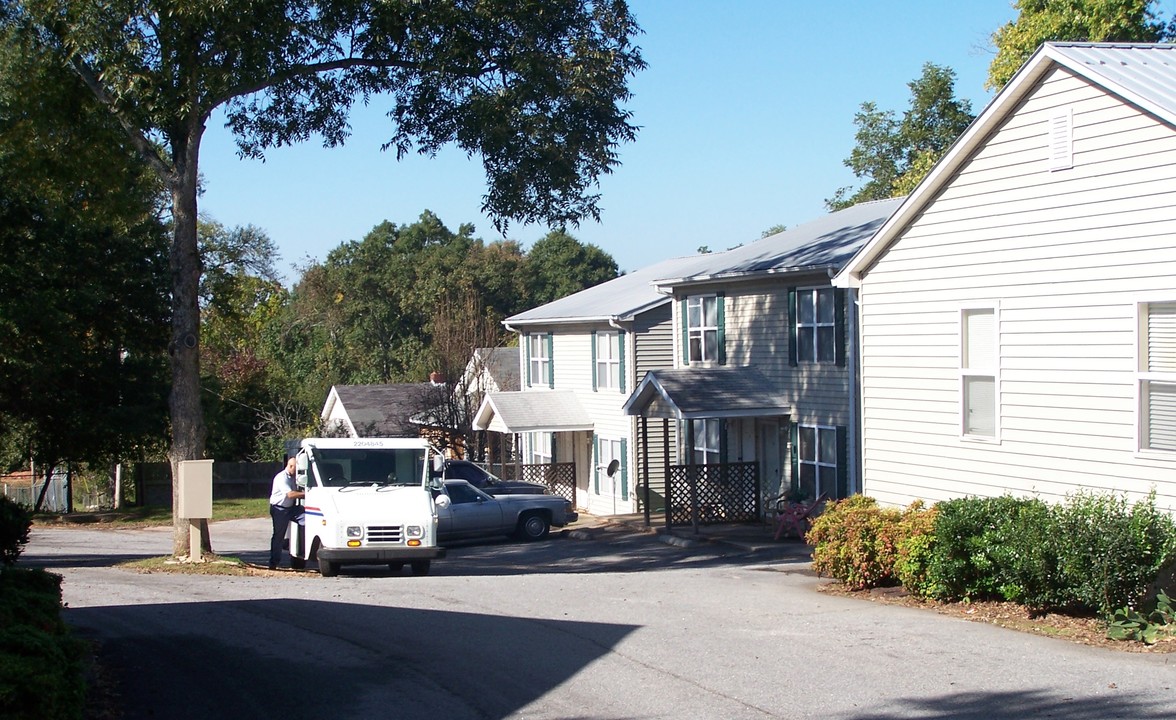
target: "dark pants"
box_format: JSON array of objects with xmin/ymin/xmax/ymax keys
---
[{"xmin": 269, "ymin": 504, "xmax": 304, "ymax": 568}]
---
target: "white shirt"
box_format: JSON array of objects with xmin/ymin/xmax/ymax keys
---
[{"xmin": 270, "ymin": 468, "xmax": 298, "ymax": 508}]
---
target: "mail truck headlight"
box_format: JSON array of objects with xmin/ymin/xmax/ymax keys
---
[
  {"xmin": 405, "ymin": 525, "xmax": 423, "ymax": 538},
  {"xmin": 346, "ymin": 526, "xmax": 363, "ymax": 538}
]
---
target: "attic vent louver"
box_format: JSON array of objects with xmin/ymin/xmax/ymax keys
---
[{"xmin": 1048, "ymin": 108, "xmax": 1073, "ymax": 171}]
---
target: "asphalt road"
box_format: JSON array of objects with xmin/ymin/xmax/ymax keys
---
[{"xmin": 23, "ymin": 518, "xmax": 1176, "ymax": 720}]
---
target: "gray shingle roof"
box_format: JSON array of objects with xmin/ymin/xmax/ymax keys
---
[
  {"xmin": 330, "ymin": 383, "xmax": 442, "ymax": 436},
  {"xmin": 473, "ymin": 390, "xmax": 594, "ymax": 433},
  {"xmin": 505, "ymin": 254, "xmax": 704, "ymax": 326},
  {"xmin": 651, "ymin": 197, "xmax": 905, "ymax": 288},
  {"xmin": 623, "ymin": 367, "xmax": 792, "ymax": 419},
  {"xmin": 477, "ymin": 347, "xmax": 520, "ymax": 392}
]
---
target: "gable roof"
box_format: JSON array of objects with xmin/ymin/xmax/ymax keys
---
[
  {"xmin": 504, "ymin": 254, "xmax": 707, "ymax": 327},
  {"xmin": 650, "ymin": 197, "xmax": 905, "ymax": 290},
  {"xmin": 322, "ymin": 383, "xmax": 441, "ymax": 437},
  {"xmin": 472, "ymin": 390, "xmax": 594, "ymax": 433},
  {"xmin": 470, "ymin": 346, "xmax": 520, "ymax": 393},
  {"xmin": 622, "ymin": 367, "xmax": 792, "ymax": 420},
  {"xmin": 835, "ymin": 42, "xmax": 1176, "ymax": 288}
]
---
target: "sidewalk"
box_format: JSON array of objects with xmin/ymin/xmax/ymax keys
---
[{"xmin": 565, "ymin": 512, "xmax": 815, "ymax": 561}]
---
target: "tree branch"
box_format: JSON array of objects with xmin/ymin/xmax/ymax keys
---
[{"xmin": 67, "ymin": 57, "xmax": 175, "ymax": 183}]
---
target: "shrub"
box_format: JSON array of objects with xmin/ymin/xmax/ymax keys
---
[
  {"xmin": 808, "ymin": 495, "xmax": 904, "ymax": 590},
  {"xmin": 894, "ymin": 501, "xmax": 939, "ymax": 598},
  {"xmin": 1051, "ymin": 491, "xmax": 1176, "ymax": 617},
  {"xmin": 0, "ymin": 496, "xmax": 31, "ymax": 566},
  {"xmin": 923, "ymin": 495, "xmax": 1052, "ymax": 603},
  {"xmin": 0, "ymin": 568, "xmax": 86, "ymax": 720}
]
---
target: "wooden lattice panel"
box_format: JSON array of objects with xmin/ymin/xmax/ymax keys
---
[{"xmin": 666, "ymin": 462, "xmax": 760, "ymax": 526}]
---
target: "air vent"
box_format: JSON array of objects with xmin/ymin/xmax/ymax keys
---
[{"xmin": 1048, "ymin": 109, "xmax": 1073, "ymax": 171}]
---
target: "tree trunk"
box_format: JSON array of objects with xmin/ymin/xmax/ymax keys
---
[{"xmin": 168, "ymin": 131, "xmax": 209, "ymax": 557}]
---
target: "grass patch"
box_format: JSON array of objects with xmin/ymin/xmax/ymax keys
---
[
  {"xmin": 120, "ymin": 554, "xmax": 253, "ymax": 575},
  {"xmin": 34, "ymin": 498, "xmax": 269, "ymax": 528}
]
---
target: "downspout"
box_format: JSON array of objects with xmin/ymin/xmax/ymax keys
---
[{"xmin": 848, "ymin": 287, "xmax": 862, "ymax": 496}]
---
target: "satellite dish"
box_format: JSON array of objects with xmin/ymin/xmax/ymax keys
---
[{"xmin": 606, "ymin": 459, "xmax": 620, "ymax": 477}]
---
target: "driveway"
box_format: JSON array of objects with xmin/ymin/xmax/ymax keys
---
[{"xmin": 22, "ymin": 518, "xmax": 1176, "ymax": 720}]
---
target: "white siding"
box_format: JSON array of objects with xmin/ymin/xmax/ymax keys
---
[{"xmin": 858, "ymin": 67, "xmax": 1176, "ymax": 511}]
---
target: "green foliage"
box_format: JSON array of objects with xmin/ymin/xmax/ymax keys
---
[
  {"xmin": 827, "ymin": 63, "xmax": 974, "ymax": 210},
  {"xmin": 893, "ymin": 501, "xmax": 939, "ymax": 598},
  {"xmin": 1106, "ymin": 591, "xmax": 1174, "ymax": 644},
  {"xmin": 808, "ymin": 495, "xmax": 905, "ymax": 590},
  {"xmin": 1050, "ymin": 491, "xmax": 1176, "ymax": 616},
  {"xmin": 525, "ymin": 230, "xmax": 620, "ymax": 306},
  {"xmin": 0, "ymin": 497, "xmax": 31, "ymax": 566},
  {"xmin": 987, "ymin": 0, "xmax": 1172, "ymax": 91},
  {"xmin": 0, "ymin": 568, "xmax": 86, "ymax": 720}
]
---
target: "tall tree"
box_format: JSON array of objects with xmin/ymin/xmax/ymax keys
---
[
  {"xmin": 5, "ymin": 1, "xmax": 643, "ymax": 555},
  {"xmin": 827, "ymin": 63, "xmax": 974, "ymax": 211},
  {"xmin": 524, "ymin": 230, "xmax": 619, "ymax": 306},
  {"xmin": 0, "ymin": 19, "xmax": 170, "ymax": 494},
  {"xmin": 987, "ymin": 0, "xmax": 1174, "ymax": 91}
]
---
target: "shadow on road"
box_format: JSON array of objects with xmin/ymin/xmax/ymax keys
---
[{"xmin": 69, "ymin": 598, "xmax": 639, "ymax": 720}]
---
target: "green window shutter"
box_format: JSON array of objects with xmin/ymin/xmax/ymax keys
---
[
  {"xmin": 716, "ymin": 292, "xmax": 726, "ymax": 366},
  {"xmin": 787, "ymin": 288, "xmax": 798, "ymax": 367},
  {"xmin": 836, "ymin": 425, "xmax": 848, "ymax": 499},
  {"xmin": 834, "ymin": 289, "xmax": 847, "ymax": 367},
  {"xmin": 525, "ymin": 334, "xmax": 532, "ymax": 386},
  {"xmin": 547, "ymin": 334, "xmax": 555, "ymax": 388},
  {"xmin": 789, "ymin": 420, "xmax": 799, "ymax": 493},
  {"xmin": 618, "ymin": 331, "xmax": 627, "ymax": 393},
  {"xmin": 680, "ymin": 297, "xmax": 689, "ymax": 365},
  {"xmin": 591, "ymin": 331, "xmax": 598, "ymax": 392},
  {"xmin": 593, "ymin": 435, "xmax": 600, "ymax": 494},
  {"xmin": 620, "ymin": 438, "xmax": 629, "ymax": 498}
]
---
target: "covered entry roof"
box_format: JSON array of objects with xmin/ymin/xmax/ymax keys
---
[
  {"xmin": 472, "ymin": 390, "xmax": 594, "ymax": 434},
  {"xmin": 622, "ymin": 367, "xmax": 792, "ymax": 420}
]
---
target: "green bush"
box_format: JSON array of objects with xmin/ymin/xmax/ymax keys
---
[
  {"xmin": 0, "ymin": 496, "xmax": 32, "ymax": 566},
  {"xmin": 1051, "ymin": 491, "xmax": 1176, "ymax": 617},
  {"xmin": 808, "ymin": 495, "xmax": 905, "ymax": 590},
  {"xmin": 0, "ymin": 568, "xmax": 86, "ymax": 720},
  {"xmin": 894, "ymin": 501, "xmax": 939, "ymax": 598}
]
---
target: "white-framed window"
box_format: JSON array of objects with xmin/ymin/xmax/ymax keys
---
[
  {"xmin": 960, "ymin": 307, "xmax": 997, "ymax": 439},
  {"xmin": 595, "ymin": 331, "xmax": 621, "ymax": 390},
  {"xmin": 797, "ymin": 424, "xmax": 836, "ymax": 499},
  {"xmin": 528, "ymin": 333, "xmax": 550, "ymax": 387},
  {"xmin": 797, "ymin": 287, "xmax": 836, "ymax": 363},
  {"xmin": 686, "ymin": 295, "xmax": 719, "ymax": 363},
  {"xmin": 1138, "ymin": 301, "xmax": 1176, "ymax": 452},
  {"xmin": 692, "ymin": 418, "xmax": 720, "ymax": 465},
  {"xmin": 528, "ymin": 432, "xmax": 552, "ymax": 464}
]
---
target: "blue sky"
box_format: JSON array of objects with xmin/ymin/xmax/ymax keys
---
[{"xmin": 196, "ymin": 1, "xmax": 1171, "ymax": 283}]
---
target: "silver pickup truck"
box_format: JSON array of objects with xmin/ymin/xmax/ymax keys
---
[{"xmin": 435, "ymin": 479, "xmax": 578, "ymax": 542}]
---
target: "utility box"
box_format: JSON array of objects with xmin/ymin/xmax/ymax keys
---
[{"xmin": 177, "ymin": 459, "xmax": 214, "ymax": 519}]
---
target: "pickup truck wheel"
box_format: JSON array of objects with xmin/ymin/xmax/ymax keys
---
[
  {"xmin": 388, "ymin": 562, "xmax": 405, "ymax": 574},
  {"xmin": 517, "ymin": 512, "xmax": 550, "ymax": 541},
  {"xmin": 318, "ymin": 556, "xmax": 339, "ymax": 577},
  {"xmin": 410, "ymin": 560, "xmax": 431, "ymax": 576}
]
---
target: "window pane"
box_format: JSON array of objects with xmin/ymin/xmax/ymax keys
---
[
  {"xmin": 703, "ymin": 296, "xmax": 717, "ymax": 326},
  {"xmin": 817, "ymin": 326, "xmax": 835, "ymax": 362},
  {"xmin": 963, "ymin": 309, "xmax": 994, "ymax": 369},
  {"xmin": 705, "ymin": 419, "xmax": 720, "ymax": 448},
  {"xmin": 799, "ymin": 292, "xmax": 814, "ymax": 324},
  {"xmin": 818, "ymin": 428, "xmax": 836, "ymax": 464},
  {"xmin": 609, "ymin": 363, "xmax": 620, "ymax": 388},
  {"xmin": 704, "ymin": 329, "xmax": 717, "ymax": 361},
  {"xmin": 1145, "ymin": 381, "xmax": 1176, "ymax": 451},
  {"xmin": 817, "ymin": 464, "xmax": 837, "ymax": 497},
  {"xmin": 1147, "ymin": 303, "xmax": 1176, "ymax": 372},
  {"xmin": 798, "ymin": 328, "xmax": 814, "ymax": 363},
  {"xmin": 689, "ymin": 336, "xmax": 702, "ymax": 362},
  {"xmin": 816, "ymin": 289, "xmax": 835, "ymax": 323},
  {"xmin": 798, "ymin": 425, "xmax": 815, "ymax": 461},
  {"xmin": 688, "ymin": 300, "xmax": 701, "ymax": 327},
  {"xmin": 798, "ymin": 464, "xmax": 816, "ymax": 500},
  {"xmin": 964, "ymin": 375, "xmax": 996, "ymax": 436}
]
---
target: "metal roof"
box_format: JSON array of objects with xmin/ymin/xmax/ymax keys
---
[
  {"xmin": 650, "ymin": 197, "xmax": 905, "ymax": 289},
  {"xmin": 504, "ymin": 254, "xmax": 707, "ymax": 326},
  {"xmin": 1046, "ymin": 43, "xmax": 1176, "ymax": 123}
]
